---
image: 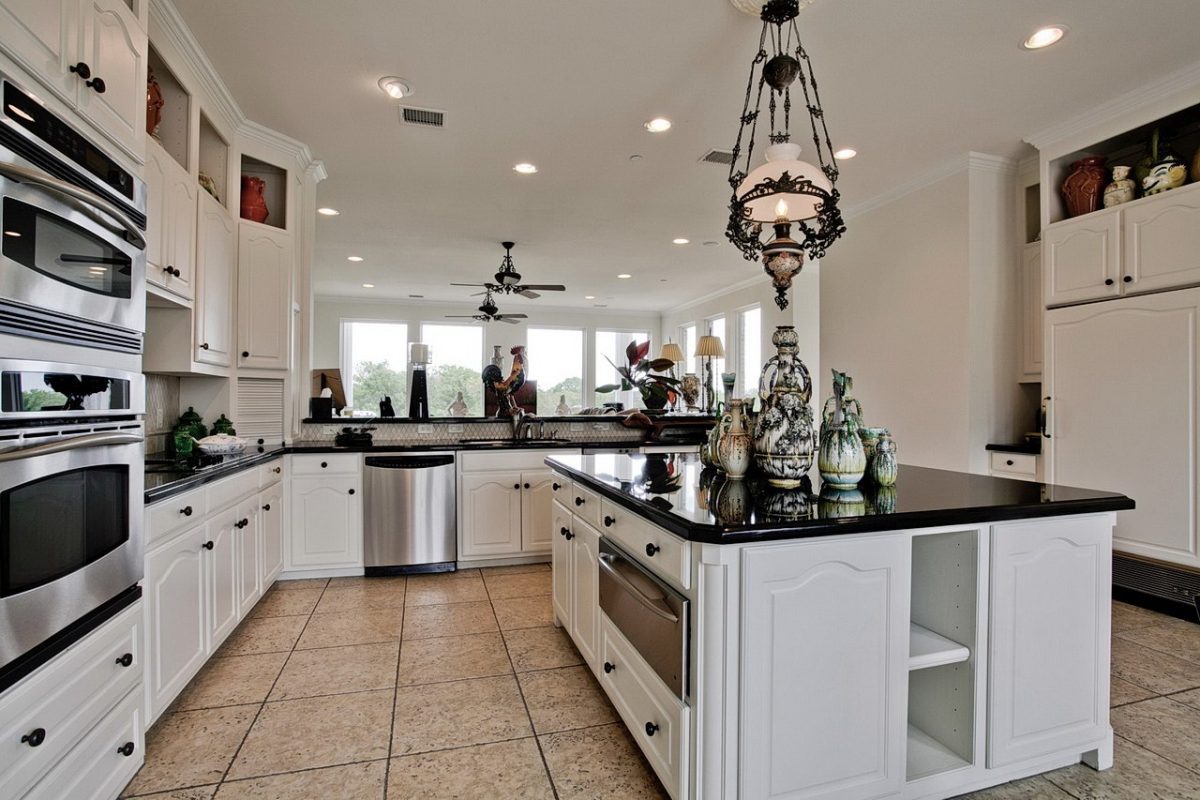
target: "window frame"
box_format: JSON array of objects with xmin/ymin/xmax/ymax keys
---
[
  {"xmin": 418, "ymin": 320, "xmax": 487, "ymax": 417},
  {"xmin": 736, "ymin": 303, "xmax": 763, "ymax": 397},
  {"xmin": 339, "ymin": 317, "xmax": 412, "ymax": 410},
  {"xmin": 526, "ymin": 324, "xmax": 587, "ymax": 414},
  {"xmin": 593, "ymin": 327, "xmax": 654, "ymax": 408}
]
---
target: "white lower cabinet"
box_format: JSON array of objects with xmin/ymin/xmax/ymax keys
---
[
  {"xmin": 143, "ymin": 525, "xmax": 207, "ymax": 720},
  {"xmin": 206, "ymin": 506, "xmax": 240, "ymax": 648},
  {"xmin": 235, "ymin": 498, "xmax": 262, "ymax": 619},
  {"xmin": 569, "ymin": 518, "xmax": 601, "ymax": 669},
  {"xmin": 288, "ymin": 472, "xmax": 362, "ymax": 570},
  {"xmin": 521, "ymin": 471, "xmax": 558, "ymax": 552},
  {"xmin": 551, "ymin": 500, "xmax": 573, "ymax": 627},
  {"xmin": 259, "ymin": 483, "xmax": 284, "ymax": 583}
]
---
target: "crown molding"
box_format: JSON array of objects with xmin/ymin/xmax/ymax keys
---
[
  {"xmin": 1024, "ymin": 58, "xmax": 1200, "ymax": 151},
  {"xmin": 842, "ymin": 154, "xmax": 968, "ymax": 221},
  {"xmin": 966, "ymin": 152, "xmax": 1016, "ymax": 174},
  {"xmin": 240, "ymin": 118, "xmax": 324, "ymax": 175},
  {"xmin": 663, "ymin": 273, "xmax": 764, "ymax": 315}
]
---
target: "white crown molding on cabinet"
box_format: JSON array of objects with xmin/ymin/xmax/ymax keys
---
[{"xmin": 1023, "ymin": 58, "xmax": 1200, "ymax": 153}]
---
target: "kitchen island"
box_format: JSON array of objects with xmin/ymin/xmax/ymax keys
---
[{"xmin": 545, "ymin": 451, "xmax": 1133, "ymax": 800}]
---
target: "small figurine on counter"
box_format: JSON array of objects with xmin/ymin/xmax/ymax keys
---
[
  {"xmin": 482, "ymin": 345, "xmax": 527, "ymax": 417},
  {"xmin": 379, "ymin": 395, "xmax": 395, "ymax": 417},
  {"xmin": 555, "ymin": 394, "xmax": 571, "ymax": 415},
  {"xmin": 447, "ymin": 392, "xmax": 469, "ymax": 416}
]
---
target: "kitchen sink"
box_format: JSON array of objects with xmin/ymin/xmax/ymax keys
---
[{"xmin": 457, "ymin": 437, "xmax": 574, "ymax": 446}]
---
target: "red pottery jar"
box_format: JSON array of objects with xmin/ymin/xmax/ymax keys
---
[
  {"xmin": 1061, "ymin": 156, "xmax": 1107, "ymax": 218},
  {"xmin": 240, "ymin": 176, "xmax": 269, "ymax": 224}
]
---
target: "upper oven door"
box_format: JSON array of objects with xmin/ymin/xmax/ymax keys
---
[
  {"xmin": 0, "ymin": 159, "xmax": 146, "ymax": 337},
  {"xmin": 0, "ymin": 359, "xmax": 143, "ymax": 421}
]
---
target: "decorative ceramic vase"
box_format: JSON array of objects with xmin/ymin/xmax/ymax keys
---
[
  {"xmin": 680, "ymin": 373, "xmax": 700, "ymax": 411},
  {"xmin": 721, "ymin": 373, "xmax": 737, "ymax": 405},
  {"xmin": 869, "ymin": 484, "xmax": 897, "ymax": 515},
  {"xmin": 818, "ymin": 485, "xmax": 866, "ymax": 518},
  {"xmin": 818, "ymin": 421, "xmax": 866, "ymax": 488},
  {"xmin": 870, "ymin": 433, "xmax": 898, "ymax": 486},
  {"xmin": 858, "ymin": 426, "xmax": 888, "ymax": 471},
  {"xmin": 1060, "ymin": 156, "xmax": 1108, "ymax": 218},
  {"xmin": 820, "ymin": 370, "xmax": 863, "ymax": 441},
  {"xmin": 210, "ymin": 414, "xmax": 236, "ymax": 436},
  {"xmin": 1143, "ymin": 154, "xmax": 1188, "ymax": 196},
  {"xmin": 1192, "ymin": 146, "xmax": 1200, "ymax": 184},
  {"xmin": 753, "ymin": 326, "xmax": 816, "ymax": 488},
  {"xmin": 179, "ymin": 406, "xmax": 207, "ymax": 441},
  {"xmin": 240, "ymin": 176, "xmax": 269, "ymax": 223},
  {"xmin": 712, "ymin": 475, "xmax": 751, "ymax": 525},
  {"xmin": 1103, "ymin": 166, "xmax": 1137, "ymax": 208},
  {"xmin": 146, "ymin": 68, "xmax": 164, "ymax": 138},
  {"xmin": 757, "ymin": 481, "xmax": 812, "ymax": 522},
  {"xmin": 716, "ymin": 400, "xmax": 753, "ymax": 479},
  {"xmin": 703, "ymin": 405, "xmax": 730, "ymax": 469}
]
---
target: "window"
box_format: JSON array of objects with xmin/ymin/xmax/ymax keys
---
[
  {"xmin": 420, "ymin": 323, "xmax": 484, "ymax": 416},
  {"xmin": 739, "ymin": 306, "xmax": 762, "ymax": 396},
  {"xmin": 527, "ymin": 327, "xmax": 584, "ymax": 414},
  {"xmin": 595, "ymin": 329, "xmax": 650, "ymax": 409},
  {"xmin": 342, "ymin": 321, "xmax": 408, "ymax": 416},
  {"xmin": 681, "ymin": 323, "xmax": 697, "ymax": 378},
  {"xmin": 706, "ymin": 316, "xmax": 727, "ymax": 395}
]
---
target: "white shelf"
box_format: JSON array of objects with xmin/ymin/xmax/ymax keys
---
[
  {"xmin": 906, "ymin": 723, "xmax": 970, "ymax": 781},
  {"xmin": 909, "ymin": 622, "xmax": 970, "ymax": 670}
]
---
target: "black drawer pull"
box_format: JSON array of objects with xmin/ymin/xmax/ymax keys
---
[
  {"xmin": 181, "ymin": 505, "xmax": 193, "ymax": 516},
  {"xmin": 236, "ymin": 518, "xmax": 249, "ymax": 529},
  {"xmin": 69, "ymin": 61, "xmax": 91, "ymax": 79},
  {"xmin": 117, "ymin": 741, "xmax": 135, "ymax": 757},
  {"xmin": 645, "ymin": 722, "xmax": 659, "ymax": 737},
  {"xmin": 564, "ymin": 530, "xmax": 574, "ymax": 540},
  {"xmin": 241, "ymin": 351, "xmax": 250, "ymax": 358},
  {"xmin": 1123, "ymin": 275, "xmax": 1133, "ymax": 283},
  {"xmin": 603, "ymin": 515, "xmax": 615, "ymax": 527},
  {"xmin": 1104, "ymin": 278, "xmax": 1115, "ymax": 286},
  {"xmin": 560, "ymin": 526, "xmax": 570, "ymax": 537},
  {"xmin": 21, "ymin": 728, "xmax": 45, "ymax": 747},
  {"xmin": 1006, "ymin": 459, "xmax": 1014, "ymax": 466},
  {"xmin": 552, "ymin": 482, "xmax": 561, "ymax": 490},
  {"xmin": 574, "ymin": 496, "xmax": 584, "ymax": 506},
  {"xmin": 202, "ymin": 541, "xmax": 214, "ymax": 550},
  {"xmin": 262, "ymin": 504, "xmax": 271, "ymax": 511},
  {"xmin": 200, "ymin": 342, "xmax": 210, "ymax": 350},
  {"xmin": 272, "ymin": 466, "xmax": 281, "ymax": 474},
  {"xmin": 645, "ymin": 543, "xmax": 660, "ymax": 557},
  {"xmin": 348, "ymin": 488, "xmax": 356, "ymax": 495},
  {"xmin": 524, "ymin": 482, "xmax": 531, "ymax": 489},
  {"xmin": 514, "ymin": 483, "xmax": 520, "ymax": 490},
  {"xmin": 603, "ymin": 661, "xmax": 615, "ymax": 674},
  {"xmin": 320, "ymin": 461, "xmax": 328, "ymax": 468},
  {"xmin": 115, "ymin": 653, "xmax": 133, "ymax": 668},
  {"xmin": 86, "ymin": 76, "xmax": 106, "ymax": 94}
]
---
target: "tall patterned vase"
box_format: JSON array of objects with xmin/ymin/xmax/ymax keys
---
[
  {"xmin": 753, "ymin": 326, "xmax": 816, "ymax": 488},
  {"xmin": 818, "ymin": 422, "xmax": 866, "ymax": 488},
  {"xmin": 716, "ymin": 400, "xmax": 753, "ymax": 479}
]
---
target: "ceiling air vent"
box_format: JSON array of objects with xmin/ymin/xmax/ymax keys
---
[
  {"xmin": 699, "ymin": 148, "xmax": 736, "ymax": 166},
  {"xmin": 399, "ymin": 106, "xmax": 445, "ymax": 128}
]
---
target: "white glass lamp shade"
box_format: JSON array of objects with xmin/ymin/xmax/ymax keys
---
[
  {"xmin": 658, "ymin": 342, "xmax": 685, "ymax": 362},
  {"xmin": 695, "ymin": 335, "xmax": 725, "ymax": 358},
  {"xmin": 736, "ymin": 142, "xmax": 833, "ymax": 223}
]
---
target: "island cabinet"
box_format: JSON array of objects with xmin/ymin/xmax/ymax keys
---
[{"xmin": 551, "ymin": 492, "xmax": 601, "ymax": 670}]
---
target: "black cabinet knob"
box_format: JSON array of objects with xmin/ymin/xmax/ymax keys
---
[
  {"xmin": 560, "ymin": 527, "xmax": 570, "ymax": 537},
  {"xmin": 645, "ymin": 543, "xmax": 660, "ymax": 557},
  {"xmin": 258, "ymin": 438, "xmax": 265, "ymax": 445},
  {"xmin": 21, "ymin": 728, "xmax": 46, "ymax": 747},
  {"xmin": 1123, "ymin": 275, "xmax": 1133, "ymax": 283},
  {"xmin": 262, "ymin": 504, "xmax": 271, "ymax": 511},
  {"xmin": 115, "ymin": 653, "xmax": 133, "ymax": 667},
  {"xmin": 564, "ymin": 530, "xmax": 574, "ymax": 540},
  {"xmin": 1104, "ymin": 278, "xmax": 1115, "ymax": 286},
  {"xmin": 200, "ymin": 342, "xmax": 210, "ymax": 350},
  {"xmin": 181, "ymin": 505, "xmax": 193, "ymax": 516},
  {"xmin": 603, "ymin": 661, "xmax": 615, "ymax": 674},
  {"xmin": 574, "ymin": 496, "xmax": 584, "ymax": 506},
  {"xmin": 202, "ymin": 541, "xmax": 214, "ymax": 550},
  {"xmin": 69, "ymin": 61, "xmax": 91, "ymax": 79},
  {"xmin": 524, "ymin": 482, "xmax": 531, "ymax": 489},
  {"xmin": 645, "ymin": 722, "xmax": 659, "ymax": 737},
  {"xmin": 236, "ymin": 518, "xmax": 249, "ymax": 529},
  {"xmin": 272, "ymin": 466, "xmax": 281, "ymax": 474},
  {"xmin": 348, "ymin": 488, "xmax": 356, "ymax": 495},
  {"xmin": 514, "ymin": 483, "xmax": 521, "ymax": 490},
  {"xmin": 603, "ymin": 516, "xmax": 615, "ymax": 528},
  {"xmin": 552, "ymin": 482, "xmax": 561, "ymax": 491},
  {"xmin": 86, "ymin": 76, "xmax": 106, "ymax": 94},
  {"xmin": 117, "ymin": 741, "xmax": 135, "ymax": 757},
  {"xmin": 320, "ymin": 461, "xmax": 328, "ymax": 468},
  {"xmin": 242, "ymin": 351, "xmax": 250, "ymax": 358},
  {"xmin": 1006, "ymin": 459, "xmax": 1014, "ymax": 466}
]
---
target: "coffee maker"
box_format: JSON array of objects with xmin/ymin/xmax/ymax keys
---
[{"xmin": 408, "ymin": 342, "xmax": 431, "ymax": 420}]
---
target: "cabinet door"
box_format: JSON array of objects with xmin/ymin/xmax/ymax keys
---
[
  {"xmin": 288, "ymin": 476, "xmax": 362, "ymax": 569},
  {"xmin": 235, "ymin": 499, "xmax": 261, "ymax": 618},
  {"xmin": 163, "ymin": 160, "xmax": 197, "ymax": 299},
  {"xmin": 988, "ymin": 516, "xmax": 1111, "ymax": 767},
  {"xmin": 1043, "ymin": 209, "xmax": 1121, "ymax": 307},
  {"xmin": 237, "ymin": 225, "xmax": 292, "ymax": 370},
  {"xmin": 205, "ymin": 508, "xmax": 239, "ymax": 650},
  {"xmin": 459, "ymin": 472, "xmax": 523, "ymax": 558},
  {"xmin": 740, "ymin": 535, "xmax": 909, "ymax": 800},
  {"xmin": 1123, "ymin": 183, "xmax": 1200, "ymax": 295},
  {"xmin": 142, "ymin": 140, "xmax": 169, "ymax": 287},
  {"xmin": 143, "ymin": 526, "xmax": 206, "ymax": 721},
  {"xmin": 520, "ymin": 470, "xmax": 556, "ymax": 553},
  {"xmin": 76, "ymin": 0, "xmax": 146, "ymax": 157},
  {"xmin": 0, "ymin": 0, "xmax": 78, "ymax": 103},
  {"xmin": 551, "ymin": 503, "xmax": 572, "ymax": 627},
  {"xmin": 194, "ymin": 192, "xmax": 235, "ymax": 367},
  {"xmin": 259, "ymin": 484, "xmax": 283, "ymax": 585},
  {"xmin": 570, "ymin": 518, "xmax": 600, "ymax": 670},
  {"xmin": 1020, "ymin": 242, "xmax": 1043, "ymax": 380},
  {"xmin": 1045, "ymin": 289, "xmax": 1200, "ymax": 568}
]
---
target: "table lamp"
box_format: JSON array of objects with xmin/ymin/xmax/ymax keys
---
[
  {"xmin": 657, "ymin": 341, "xmax": 686, "ymax": 412},
  {"xmin": 694, "ymin": 334, "xmax": 725, "ymax": 413}
]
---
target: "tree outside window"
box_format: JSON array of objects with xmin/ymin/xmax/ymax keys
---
[
  {"xmin": 421, "ymin": 323, "xmax": 484, "ymax": 416},
  {"xmin": 527, "ymin": 327, "xmax": 584, "ymax": 414},
  {"xmin": 344, "ymin": 321, "xmax": 408, "ymax": 416}
]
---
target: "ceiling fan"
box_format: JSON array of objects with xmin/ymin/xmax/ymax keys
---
[
  {"xmin": 451, "ymin": 241, "xmax": 566, "ymax": 299},
  {"xmin": 445, "ymin": 287, "xmax": 528, "ymax": 325}
]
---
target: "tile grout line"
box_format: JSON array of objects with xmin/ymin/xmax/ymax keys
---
[
  {"xmin": 382, "ymin": 576, "xmax": 408, "ymax": 799},
  {"xmin": 1112, "ymin": 731, "xmax": 1200, "ymax": 780}
]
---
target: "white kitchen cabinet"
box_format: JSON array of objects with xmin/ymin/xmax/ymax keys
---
[
  {"xmin": 569, "ymin": 517, "xmax": 600, "ymax": 669},
  {"xmin": 1045, "ymin": 288, "xmax": 1200, "ymax": 569},
  {"xmin": 235, "ymin": 497, "xmax": 262, "ymax": 619},
  {"xmin": 143, "ymin": 524, "xmax": 206, "ymax": 721},
  {"xmin": 1043, "ymin": 209, "xmax": 1121, "ymax": 307},
  {"xmin": 1020, "ymin": 241, "xmax": 1042, "ymax": 381},
  {"xmin": 459, "ymin": 451, "xmax": 578, "ymax": 562},
  {"xmin": 194, "ymin": 192, "xmax": 236, "ymax": 368},
  {"xmin": 288, "ymin": 473, "xmax": 362, "ymax": 570},
  {"xmin": 740, "ymin": 534, "xmax": 909, "ymax": 800},
  {"xmin": 0, "ymin": 1, "xmax": 78, "ymax": 102},
  {"xmin": 551, "ymin": 500, "xmax": 572, "ymax": 627},
  {"xmin": 259, "ymin": 483, "xmax": 284, "ymax": 585},
  {"xmin": 144, "ymin": 139, "xmax": 195, "ymax": 299},
  {"xmin": 205, "ymin": 506, "xmax": 239, "ymax": 650},
  {"xmin": 1122, "ymin": 182, "xmax": 1200, "ymax": 295},
  {"xmin": 460, "ymin": 471, "xmax": 525, "ymax": 558},
  {"xmin": 988, "ymin": 516, "xmax": 1111, "ymax": 767},
  {"xmin": 521, "ymin": 470, "xmax": 557, "ymax": 552},
  {"xmin": 237, "ymin": 224, "xmax": 293, "ymax": 370}
]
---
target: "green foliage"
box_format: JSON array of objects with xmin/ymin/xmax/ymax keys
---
[
  {"xmin": 429, "ymin": 364, "xmax": 483, "ymax": 416},
  {"xmin": 351, "ymin": 360, "xmax": 407, "ymax": 415},
  {"xmin": 536, "ymin": 376, "xmax": 582, "ymax": 415},
  {"xmin": 595, "ymin": 340, "xmax": 679, "ymax": 410},
  {"xmin": 21, "ymin": 388, "xmax": 67, "ymax": 411}
]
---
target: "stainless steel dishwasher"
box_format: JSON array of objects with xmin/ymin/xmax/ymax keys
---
[{"xmin": 363, "ymin": 453, "xmax": 457, "ymax": 575}]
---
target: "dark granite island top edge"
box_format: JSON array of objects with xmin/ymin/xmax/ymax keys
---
[{"xmin": 545, "ymin": 452, "xmax": 1134, "ymax": 545}]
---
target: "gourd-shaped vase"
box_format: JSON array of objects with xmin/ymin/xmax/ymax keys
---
[
  {"xmin": 870, "ymin": 433, "xmax": 898, "ymax": 486},
  {"xmin": 753, "ymin": 326, "xmax": 815, "ymax": 488},
  {"xmin": 716, "ymin": 400, "xmax": 753, "ymax": 479},
  {"xmin": 818, "ymin": 369, "xmax": 866, "ymax": 488}
]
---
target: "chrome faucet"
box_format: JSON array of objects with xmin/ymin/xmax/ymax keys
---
[{"xmin": 511, "ymin": 410, "xmax": 532, "ymax": 441}]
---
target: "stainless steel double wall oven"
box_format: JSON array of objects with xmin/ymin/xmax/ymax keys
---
[{"xmin": 0, "ymin": 71, "xmax": 146, "ymax": 690}]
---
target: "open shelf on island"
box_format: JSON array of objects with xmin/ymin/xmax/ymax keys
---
[
  {"xmin": 907, "ymin": 724, "xmax": 970, "ymax": 782},
  {"xmin": 909, "ymin": 622, "xmax": 970, "ymax": 671}
]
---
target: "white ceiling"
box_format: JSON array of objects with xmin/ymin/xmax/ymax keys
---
[{"xmin": 173, "ymin": 0, "xmax": 1200, "ymax": 312}]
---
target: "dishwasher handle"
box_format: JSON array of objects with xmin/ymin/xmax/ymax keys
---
[
  {"xmin": 364, "ymin": 454, "xmax": 455, "ymax": 470},
  {"xmin": 599, "ymin": 552, "xmax": 679, "ymax": 624}
]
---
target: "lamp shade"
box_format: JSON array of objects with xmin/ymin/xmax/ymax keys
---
[
  {"xmin": 736, "ymin": 143, "xmax": 833, "ymax": 223},
  {"xmin": 658, "ymin": 342, "xmax": 685, "ymax": 362},
  {"xmin": 695, "ymin": 335, "xmax": 725, "ymax": 358}
]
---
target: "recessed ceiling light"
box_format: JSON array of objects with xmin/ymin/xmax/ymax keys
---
[
  {"xmin": 833, "ymin": 148, "xmax": 857, "ymax": 160},
  {"xmin": 629, "ymin": 154, "xmax": 643, "ymax": 161},
  {"xmin": 672, "ymin": 238, "xmax": 690, "ymax": 245},
  {"xmin": 617, "ymin": 273, "xmax": 632, "ymax": 279},
  {"xmin": 377, "ymin": 76, "xmax": 413, "ymax": 99},
  {"xmin": 644, "ymin": 118, "xmax": 672, "ymax": 133},
  {"xmin": 513, "ymin": 162, "xmax": 538, "ymax": 174},
  {"xmin": 585, "ymin": 295, "xmax": 596, "ymax": 300},
  {"xmin": 347, "ymin": 256, "xmax": 364, "ymax": 262},
  {"xmin": 702, "ymin": 240, "xmax": 719, "ymax": 247},
  {"xmin": 317, "ymin": 207, "xmax": 340, "ymax": 216},
  {"xmin": 1022, "ymin": 25, "xmax": 1066, "ymax": 50},
  {"xmin": 362, "ymin": 283, "xmax": 375, "ymax": 288}
]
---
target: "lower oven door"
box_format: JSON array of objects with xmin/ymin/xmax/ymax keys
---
[
  {"xmin": 598, "ymin": 538, "xmax": 689, "ymax": 699},
  {"xmin": 0, "ymin": 430, "xmax": 143, "ymax": 669}
]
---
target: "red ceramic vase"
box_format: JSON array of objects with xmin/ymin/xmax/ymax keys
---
[
  {"xmin": 240, "ymin": 176, "xmax": 269, "ymax": 223},
  {"xmin": 1061, "ymin": 156, "xmax": 1108, "ymax": 218}
]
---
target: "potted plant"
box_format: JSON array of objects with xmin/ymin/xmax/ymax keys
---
[{"xmin": 596, "ymin": 340, "xmax": 680, "ymax": 412}]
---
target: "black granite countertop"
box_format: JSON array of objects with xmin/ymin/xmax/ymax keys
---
[
  {"xmin": 286, "ymin": 439, "xmax": 650, "ymax": 454},
  {"xmin": 144, "ymin": 446, "xmax": 287, "ymax": 503},
  {"xmin": 545, "ymin": 452, "xmax": 1133, "ymax": 545},
  {"xmin": 985, "ymin": 440, "xmax": 1042, "ymax": 455}
]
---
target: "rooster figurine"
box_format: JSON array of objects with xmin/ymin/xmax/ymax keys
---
[{"xmin": 482, "ymin": 345, "xmax": 528, "ymax": 417}]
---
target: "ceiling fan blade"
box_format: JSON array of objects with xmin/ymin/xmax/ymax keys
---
[
  {"xmin": 519, "ymin": 284, "xmax": 566, "ymax": 291},
  {"xmin": 518, "ymin": 290, "xmax": 541, "ymax": 299},
  {"xmin": 445, "ymin": 315, "xmax": 476, "ymax": 318},
  {"xmin": 450, "ymin": 282, "xmax": 487, "ymax": 287},
  {"xmin": 500, "ymin": 313, "xmax": 528, "ymax": 319},
  {"xmin": 500, "ymin": 316, "xmax": 520, "ymax": 324}
]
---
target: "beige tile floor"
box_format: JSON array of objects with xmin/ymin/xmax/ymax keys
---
[{"xmin": 122, "ymin": 577, "xmax": 1200, "ymax": 800}]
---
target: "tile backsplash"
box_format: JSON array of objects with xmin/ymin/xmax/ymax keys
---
[{"xmin": 145, "ymin": 374, "xmax": 180, "ymax": 454}]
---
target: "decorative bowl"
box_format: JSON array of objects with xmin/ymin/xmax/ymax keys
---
[{"xmin": 195, "ymin": 433, "xmax": 246, "ymax": 455}]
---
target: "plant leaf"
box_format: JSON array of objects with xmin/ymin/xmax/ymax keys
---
[
  {"xmin": 634, "ymin": 340, "xmax": 651, "ymax": 363},
  {"xmin": 646, "ymin": 358, "xmax": 676, "ymax": 372},
  {"xmin": 625, "ymin": 340, "xmax": 639, "ymax": 365},
  {"xmin": 595, "ymin": 384, "xmax": 620, "ymax": 394}
]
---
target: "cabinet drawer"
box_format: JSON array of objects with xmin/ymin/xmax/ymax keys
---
[
  {"xmin": 146, "ymin": 487, "xmax": 207, "ymax": 547},
  {"xmin": 0, "ymin": 602, "xmax": 141, "ymax": 800},
  {"xmin": 290, "ymin": 453, "xmax": 360, "ymax": 476},
  {"xmin": 24, "ymin": 687, "xmax": 142, "ymax": 800},
  {"xmin": 461, "ymin": 448, "xmax": 577, "ymax": 473},
  {"xmin": 599, "ymin": 500, "xmax": 691, "ymax": 591},
  {"xmin": 258, "ymin": 459, "xmax": 284, "ymax": 488},
  {"xmin": 571, "ymin": 483, "xmax": 604, "ymax": 530},
  {"xmin": 599, "ymin": 615, "xmax": 688, "ymax": 799},
  {"xmin": 550, "ymin": 474, "xmax": 572, "ymax": 505},
  {"xmin": 207, "ymin": 470, "xmax": 260, "ymax": 511},
  {"xmin": 989, "ymin": 452, "xmax": 1037, "ymax": 477}
]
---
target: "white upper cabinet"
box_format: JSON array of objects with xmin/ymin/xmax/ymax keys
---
[
  {"xmin": 144, "ymin": 139, "xmax": 195, "ymax": 299},
  {"xmin": 1122, "ymin": 183, "xmax": 1200, "ymax": 295},
  {"xmin": 0, "ymin": 0, "xmax": 78, "ymax": 100},
  {"xmin": 194, "ymin": 192, "xmax": 235, "ymax": 368},
  {"xmin": 1020, "ymin": 242, "xmax": 1043, "ymax": 381},
  {"xmin": 1043, "ymin": 209, "xmax": 1121, "ymax": 307},
  {"xmin": 237, "ymin": 224, "xmax": 293, "ymax": 370}
]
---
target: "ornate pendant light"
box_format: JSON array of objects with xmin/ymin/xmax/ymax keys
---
[{"xmin": 726, "ymin": 0, "xmax": 845, "ymax": 310}]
